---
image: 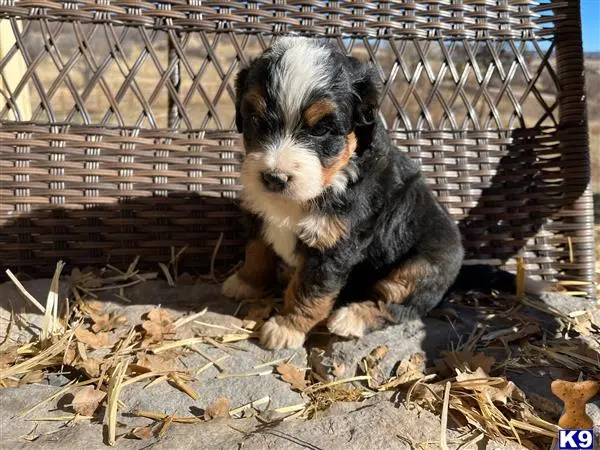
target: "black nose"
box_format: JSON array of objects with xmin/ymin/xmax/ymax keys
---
[{"xmin": 261, "ymin": 171, "xmax": 290, "ymax": 192}]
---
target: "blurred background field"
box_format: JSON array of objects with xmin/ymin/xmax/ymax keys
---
[{"xmin": 586, "ymin": 53, "xmax": 600, "ymax": 293}]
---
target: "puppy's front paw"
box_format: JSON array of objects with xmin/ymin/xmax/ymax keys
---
[
  {"xmin": 260, "ymin": 316, "xmax": 306, "ymax": 350},
  {"xmin": 327, "ymin": 306, "xmax": 366, "ymax": 338},
  {"xmin": 221, "ymin": 273, "xmax": 261, "ymax": 300}
]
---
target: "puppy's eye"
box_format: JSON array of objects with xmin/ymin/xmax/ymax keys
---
[
  {"xmin": 309, "ymin": 122, "xmax": 330, "ymax": 137},
  {"xmin": 249, "ymin": 115, "xmax": 261, "ymax": 128}
]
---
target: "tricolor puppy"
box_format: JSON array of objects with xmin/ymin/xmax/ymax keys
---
[{"xmin": 222, "ymin": 37, "xmax": 550, "ymax": 350}]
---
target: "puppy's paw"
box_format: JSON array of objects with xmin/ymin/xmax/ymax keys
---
[
  {"xmin": 221, "ymin": 273, "xmax": 261, "ymax": 300},
  {"xmin": 260, "ymin": 316, "xmax": 306, "ymax": 350},
  {"xmin": 327, "ymin": 306, "xmax": 366, "ymax": 338}
]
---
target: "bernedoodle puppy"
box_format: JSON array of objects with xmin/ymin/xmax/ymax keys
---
[{"xmin": 222, "ymin": 37, "xmax": 551, "ymax": 350}]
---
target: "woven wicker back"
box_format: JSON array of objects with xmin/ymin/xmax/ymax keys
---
[{"xmin": 0, "ymin": 1, "xmax": 594, "ymax": 296}]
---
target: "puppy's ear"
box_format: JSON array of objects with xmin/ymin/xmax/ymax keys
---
[
  {"xmin": 347, "ymin": 56, "xmax": 379, "ymax": 149},
  {"xmin": 235, "ymin": 66, "xmax": 250, "ymax": 133}
]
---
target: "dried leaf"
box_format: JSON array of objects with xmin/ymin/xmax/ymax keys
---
[
  {"xmin": 20, "ymin": 370, "xmax": 45, "ymax": 385},
  {"xmin": 141, "ymin": 308, "xmax": 176, "ymax": 345},
  {"xmin": 71, "ymin": 385, "xmax": 106, "ymax": 416},
  {"xmin": 136, "ymin": 353, "xmax": 182, "ymax": 373},
  {"xmin": 147, "ymin": 308, "xmax": 174, "ymax": 327},
  {"xmin": 83, "ymin": 300, "xmax": 105, "ymax": 313},
  {"xmin": 439, "ymin": 350, "xmax": 495, "ymax": 375},
  {"xmin": 0, "ymin": 347, "xmax": 19, "ymax": 369},
  {"xmin": 410, "ymin": 382, "xmax": 445, "ymax": 403},
  {"xmin": 90, "ymin": 312, "xmax": 127, "ymax": 333},
  {"xmin": 276, "ymin": 363, "xmax": 308, "ymax": 391},
  {"xmin": 141, "ymin": 322, "xmax": 164, "ymax": 343},
  {"xmin": 0, "ymin": 379, "xmax": 19, "ymax": 388},
  {"xmin": 78, "ymin": 358, "xmax": 103, "ymax": 378},
  {"xmin": 499, "ymin": 324, "xmax": 540, "ymax": 344},
  {"xmin": 74, "ymin": 328, "xmax": 110, "ymax": 349},
  {"xmin": 455, "ymin": 368, "xmax": 526, "ymax": 405},
  {"xmin": 368, "ymin": 345, "xmax": 389, "ymax": 364},
  {"xmin": 131, "ymin": 425, "xmax": 154, "ymax": 440},
  {"xmin": 63, "ymin": 345, "xmax": 77, "ymax": 365},
  {"xmin": 487, "ymin": 380, "xmax": 526, "ymax": 404},
  {"xmin": 204, "ymin": 397, "xmax": 231, "ymax": 420},
  {"xmin": 395, "ymin": 353, "xmax": 426, "ymax": 385},
  {"xmin": 468, "ymin": 353, "xmax": 496, "ymax": 374}
]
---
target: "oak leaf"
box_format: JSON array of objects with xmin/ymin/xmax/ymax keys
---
[
  {"xmin": 78, "ymin": 358, "xmax": 103, "ymax": 378},
  {"xmin": 204, "ymin": 397, "xmax": 231, "ymax": 420},
  {"xmin": 72, "ymin": 385, "xmax": 106, "ymax": 416},
  {"xmin": 438, "ymin": 350, "xmax": 495, "ymax": 375},
  {"xmin": 276, "ymin": 363, "xmax": 308, "ymax": 391},
  {"xmin": 135, "ymin": 353, "xmax": 182, "ymax": 373},
  {"xmin": 0, "ymin": 347, "xmax": 19, "ymax": 369},
  {"xmin": 141, "ymin": 308, "xmax": 175, "ymax": 345},
  {"xmin": 131, "ymin": 425, "xmax": 154, "ymax": 440},
  {"xmin": 74, "ymin": 328, "xmax": 110, "ymax": 349},
  {"xmin": 90, "ymin": 312, "xmax": 127, "ymax": 333},
  {"xmin": 19, "ymin": 370, "xmax": 45, "ymax": 385},
  {"xmin": 455, "ymin": 368, "xmax": 525, "ymax": 404},
  {"xmin": 395, "ymin": 353, "xmax": 426, "ymax": 385}
]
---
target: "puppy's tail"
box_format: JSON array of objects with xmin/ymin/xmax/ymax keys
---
[{"xmin": 452, "ymin": 264, "xmax": 558, "ymax": 296}]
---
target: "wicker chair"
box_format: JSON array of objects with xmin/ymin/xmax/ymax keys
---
[{"xmin": 0, "ymin": 0, "xmax": 595, "ymax": 298}]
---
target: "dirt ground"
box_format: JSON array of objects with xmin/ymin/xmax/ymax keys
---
[{"xmin": 0, "ymin": 273, "xmax": 598, "ymax": 449}]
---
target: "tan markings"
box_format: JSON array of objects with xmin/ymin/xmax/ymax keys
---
[
  {"xmin": 280, "ymin": 266, "xmax": 338, "ymax": 334},
  {"xmin": 303, "ymin": 99, "xmax": 336, "ymax": 127},
  {"xmin": 328, "ymin": 302, "xmax": 394, "ymax": 338},
  {"xmin": 322, "ymin": 132, "xmax": 357, "ymax": 187},
  {"xmin": 236, "ymin": 239, "xmax": 279, "ymax": 292},
  {"xmin": 297, "ymin": 214, "xmax": 346, "ymax": 250},
  {"xmin": 244, "ymin": 88, "xmax": 267, "ymax": 117},
  {"xmin": 280, "ymin": 292, "xmax": 338, "ymax": 334},
  {"xmin": 283, "ymin": 268, "xmax": 301, "ymax": 312},
  {"xmin": 276, "ymin": 262, "xmax": 295, "ymax": 287},
  {"xmin": 373, "ymin": 258, "xmax": 431, "ymax": 304}
]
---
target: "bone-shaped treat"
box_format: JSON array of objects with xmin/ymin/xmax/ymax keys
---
[{"xmin": 551, "ymin": 379, "xmax": 599, "ymax": 429}]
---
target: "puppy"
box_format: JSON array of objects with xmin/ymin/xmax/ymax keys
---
[{"xmin": 222, "ymin": 37, "xmax": 549, "ymax": 350}]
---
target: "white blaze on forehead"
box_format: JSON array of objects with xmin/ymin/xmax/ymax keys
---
[{"xmin": 271, "ymin": 37, "xmax": 331, "ymax": 127}]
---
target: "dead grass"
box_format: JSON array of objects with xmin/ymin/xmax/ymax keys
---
[{"xmin": 0, "ymin": 258, "xmax": 598, "ymax": 448}]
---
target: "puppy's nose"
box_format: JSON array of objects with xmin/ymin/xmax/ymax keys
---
[{"xmin": 261, "ymin": 171, "xmax": 291, "ymax": 192}]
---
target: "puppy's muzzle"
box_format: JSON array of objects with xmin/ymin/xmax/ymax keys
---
[{"xmin": 261, "ymin": 171, "xmax": 292, "ymax": 192}]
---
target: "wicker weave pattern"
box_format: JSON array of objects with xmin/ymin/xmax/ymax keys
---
[
  {"xmin": 0, "ymin": 29, "xmax": 562, "ymax": 130},
  {"xmin": 0, "ymin": 1, "xmax": 595, "ymax": 296},
  {"xmin": 0, "ymin": 1, "xmax": 563, "ymax": 39}
]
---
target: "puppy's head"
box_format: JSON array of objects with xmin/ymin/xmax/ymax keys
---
[{"xmin": 235, "ymin": 37, "xmax": 378, "ymax": 207}]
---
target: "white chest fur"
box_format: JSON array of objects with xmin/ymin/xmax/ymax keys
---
[{"xmin": 262, "ymin": 222, "xmax": 300, "ymax": 267}]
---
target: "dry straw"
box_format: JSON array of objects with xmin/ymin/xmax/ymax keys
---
[{"xmin": 0, "ymin": 258, "xmax": 598, "ymax": 448}]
